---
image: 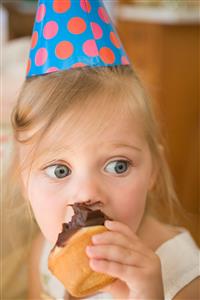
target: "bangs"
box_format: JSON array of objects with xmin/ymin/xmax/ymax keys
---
[
  {"xmin": 27, "ymin": 86, "xmax": 137, "ymax": 165},
  {"xmin": 13, "ymin": 66, "xmax": 135, "ymax": 143}
]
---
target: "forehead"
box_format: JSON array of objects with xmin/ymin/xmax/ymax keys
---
[
  {"xmin": 18, "ymin": 96, "xmax": 147, "ymax": 168},
  {"xmin": 38, "ymin": 98, "xmax": 145, "ymax": 151}
]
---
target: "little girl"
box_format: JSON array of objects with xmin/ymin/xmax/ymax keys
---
[{"xmin": 9, "ymin": 0, "xmax": 199, "ymax": 299}]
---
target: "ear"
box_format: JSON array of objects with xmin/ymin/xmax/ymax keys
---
[{"xmin": 148, "ymin": 144, "xmax": 163, "ymax": 191}]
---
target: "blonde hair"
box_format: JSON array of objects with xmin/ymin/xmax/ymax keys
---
[{"xmin": 11, "ymin": 65, "xmax": 180, "ymax": 223}]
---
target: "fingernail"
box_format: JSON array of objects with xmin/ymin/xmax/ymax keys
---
[
  {"xmin": 89, "ymin": 259, "xmax": 96, "ymax": 270},
  {"xmin": 92, "ymin": 235, "xmax": 99, "ymax": 243},
  {"xmin": 105, "ymin": 220, "xmax": 112, "ymax": 228},
  {"xmin": 89, "ymin": 259, "xmax": 100, "ymax": 272},
  {"xmin": 86, "ymin": 246, "xmax": 93, "ymax": 255}
]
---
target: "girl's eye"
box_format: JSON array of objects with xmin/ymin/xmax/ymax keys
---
[
  {"xmin": 104, "ymin": 160, "xmax": 130, "ymax": 175},
  {"xmin": 45, "ymin": 165, "xmax": 71, "ymax": 179}
]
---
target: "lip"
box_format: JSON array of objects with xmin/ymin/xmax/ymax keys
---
[{"xmin": 83, "ymin": 200, "xmax": 103, "ymax": 209}]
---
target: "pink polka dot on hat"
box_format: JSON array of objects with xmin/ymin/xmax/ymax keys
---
[{"xmin": 27, "ymin": 0, "xmax": 130, "ymax": 77}]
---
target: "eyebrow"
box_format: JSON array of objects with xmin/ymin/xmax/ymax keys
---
[
  {"xmin": 36, "ymin": 146, "xmax": 74, "ymax": 161},
  {"xmin": 103, "ymin": 142, "xmax": 142, "ymax": 152}
]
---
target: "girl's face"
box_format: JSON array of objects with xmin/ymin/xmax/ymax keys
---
[{"xmin": 19, "ymin": 103, "xmax": 156, "ymax": 244}]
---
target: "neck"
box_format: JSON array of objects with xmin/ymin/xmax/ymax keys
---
[
  {"xmin": 137, "ymin": 214, "xmax": 181, "ymax": 251},
  {"xmin": 137, "ymin": 215, "xmax": 163, "ymax": 251}
]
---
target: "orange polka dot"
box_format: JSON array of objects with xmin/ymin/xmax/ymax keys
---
[
  {"xmin": 99, "ymin": 47, "xmax": 115, "ymax": 64},
  {"xmin": 121, "ymin": 56, "xmax": 129, "ymax": 65},
  {"xmin": 110, "ymin": 32, "xmax": 120, "ymax": 49},
  {"xmin": 53, "ymin": 0, "xmax": 71, "ymax": 13},
  {"xmin": 80, "ymin": 0, "xmax": 91, "ymax": 13},
  {"xmin": 26, "ymin": 58, "xmax": 31, "ymax": 74},
  {"xmin": 72, "ymin": 62, "xmax": 87, "ymax": 68},
  {"xmin": 67, "ymin": 17, "xmax": 86, "ymax": 34},
  {"xmin": 31, "ymin": 31, "xmax": 38, "ymax": 49},
  {"xmin": 55, "ymin": 41, "xmax": 74, "ymax": 59},
  {"xmin": 98, "ymin": 7, "xmax": 109, "ymax": 24}
]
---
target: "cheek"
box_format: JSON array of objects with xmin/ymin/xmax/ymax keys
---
[
  {"xmin": 112, "ymin": 176, "xmax": 150, "ymax": 230},
  {"xmin": 26, "ymin": 177, "xmax": 66, "ymax": 244}
]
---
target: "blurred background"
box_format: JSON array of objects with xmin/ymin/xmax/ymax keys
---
[{"xmin": 0, "ymin": 0, "xmax": 199, "ymax": 298}]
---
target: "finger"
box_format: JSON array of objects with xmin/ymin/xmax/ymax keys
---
[
  {"xmin": 105, "ymin": 220, "xmax": 137, "ymax": 241},
  {"xmin": 92, "ymin": 230, "xmax": 134, "ymax": 247},
  {"xmin": 92, "ymin": 228, "xmax": 152, "ymax": 259},
  {"xmin": 86, "ymin": 244, "xmax": 148, "ymax": 267},
  {"xmin": 89, "ymin": 258, "xmax": 139, "ymax": 283}
]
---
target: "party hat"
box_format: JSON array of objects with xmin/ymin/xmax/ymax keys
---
[{"xmin": 26, "ymin": 0, "xmax": 130, "ymax": 77}]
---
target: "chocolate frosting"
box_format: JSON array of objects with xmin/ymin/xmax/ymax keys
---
[{"xmin": 56, "ymin": 202, "xmax": 111, "ymax": 247}]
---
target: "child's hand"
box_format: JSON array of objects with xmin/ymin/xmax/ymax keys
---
[{"xmin": 86, "ymin": 221, "xmax": 164, "ymax": 300}]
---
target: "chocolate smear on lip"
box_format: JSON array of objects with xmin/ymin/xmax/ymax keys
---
[{"xmin": 55, "ymin": 201, "xmax": 111, "ymax": 247}]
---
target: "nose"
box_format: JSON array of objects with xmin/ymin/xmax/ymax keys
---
[{"xmin": 70, "ymin": 175, "xmax": 107, "ymax": 206}]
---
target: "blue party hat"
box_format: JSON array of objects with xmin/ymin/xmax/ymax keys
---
[{"xmin": 26, "ymin": 0, "xmax": 130, "ymax": 77}]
